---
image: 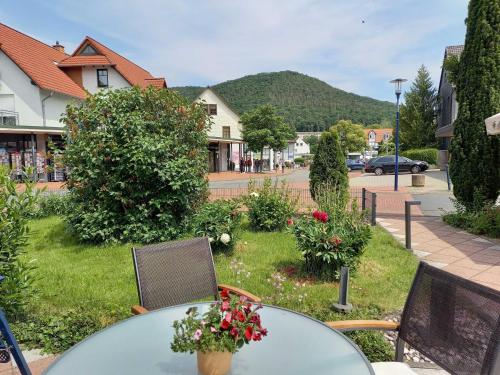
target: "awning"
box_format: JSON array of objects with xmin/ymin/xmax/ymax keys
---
[
  {"xmin": 485, "ymin": 113, "xmax": 500, "ymax": 135},
  {"xmin": 0, "ymin": 126, "xmax": 64, "ymax": 135},
  {"xmin": 435, "ymin": 124, "xmax": 453, "ymax": 138}
]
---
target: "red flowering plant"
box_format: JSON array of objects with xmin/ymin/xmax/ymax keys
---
[
  {"xmin": 171, "ymin": 290, "xmax": 267, "ymax": 354},
  {"xmin": 290, "ymin": 200, "xmax": 371, "ymax": 280}
]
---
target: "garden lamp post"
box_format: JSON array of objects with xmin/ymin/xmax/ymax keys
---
[{"xmin": 390, "ymin": 78, "xmax": 407, "ymax": 191}]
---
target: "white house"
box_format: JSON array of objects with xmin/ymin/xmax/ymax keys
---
[
  {"xmin": 196, "ymin": 88, "xmax": 245, "ymax": 172},
  {"xmin": 295, "ymin": 132, "xmax": 321, "ymax": 156},
  {"xmin": 0, "ymin": 23, "xmax": 166, "ymax": 180}
]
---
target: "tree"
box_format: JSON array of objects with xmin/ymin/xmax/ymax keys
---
[
  {"xmin": 399, "ymin": 65, "xmax": 438, "ymax": 150},
  {"xmin": 329, "ymin": 120, "xmax": 366, "ymax": 155},
  {"xmin": 303, "ymin": 134, "xmax": 319, "ymax": 154},
  {"xmin": 449, "ymin": 0, "xmax": 500, "ymax": 209},
  {"xmin": 63, "ymin": 87, "xmax": 210, "ymax": 244},
  {"xmin": 309, "ymin": 130, "xmax": 348, "ymax": 199},
  {"xmin": 241, "ymin": 105, "xmax": 296, "ymax": 157},
  {"xmin": 378, "ymin": 136, "xmax": 395, "ymax": 155}
]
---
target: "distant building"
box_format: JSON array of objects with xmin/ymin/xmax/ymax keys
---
[
  {"xmin": 436, "ymin": 45, "xmax": 464, "ymax": 168},
  {"xmin": 294, "ymin": 132, "xmax": 321, "ymax": 156},
  {"xmin": 0, "ymin": 22, "xmax": 166, "ymax": 180},
  {"xmin": 363, "ymin": 128, "xmax": 392, "ymax": 158},
  {"xmin": 195, "ymin": 88, "xmax": 244, "ymax": 172}
]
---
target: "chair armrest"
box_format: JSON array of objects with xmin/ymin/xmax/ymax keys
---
[
  {"xmin": 131, "ymin": 305, "xmax": 149, "ymax": 315},
  {"xmin": 217, "ymin": 284, "xmax": 262, "ymax": 303},
  {"xmin": 325, "ymin": 320, "xmax": 400, "ymax": 332}
]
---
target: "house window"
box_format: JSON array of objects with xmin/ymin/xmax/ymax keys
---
[
  {"xmin": 383, "ymin": 133, "xmax": 390, "ymax": 141},
  {"xmin": 222, "ymin": 126, "xmax": 230, "ymax": 139},
  {"xmin": 97, "ymin": 69, "xmax": 109, "ymax": 87},
  {"xmin": 80, "ymin": 45, "xmax": 97, "ymax": 55},
  {"xmin": 208, "ymin": 104, "xmax": 217, "ymax": 115}
]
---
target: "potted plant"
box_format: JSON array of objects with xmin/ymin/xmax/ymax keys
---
[{"xmin": 171, "ymin": 289, "xmax": 268, "ymax": 375}]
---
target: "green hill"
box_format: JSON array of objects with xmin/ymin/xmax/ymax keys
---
[{"xmin": 173, "ymin": 71, "xmax": 394, "ymax": 131}]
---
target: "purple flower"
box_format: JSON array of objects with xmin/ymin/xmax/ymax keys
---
[{"xmin": 193, "ymin": 329, "xmax": 202, "ymax": 341}]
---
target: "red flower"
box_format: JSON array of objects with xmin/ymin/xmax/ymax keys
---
[
  {"xmin": 220, "ymin": 319, "xmax": 230, "ymax": 330},
  {"xmin": 313, "ymin": 210, "xmax": 328, "ymax": 223},
  {"xmin": 220, "ymin": 289, "xmax": 230, "ymax": 300},
  {"xmin": 221, "ymin": 301, "xmax": 230, "ymax": 311},
  {"xmin": 287, "ymin": 218, "xmax": 294, "ymax": 226},
  {"xmin": 334, "ymin": 236, "xmax": 342, "ymax": 245},
  {"xmin": 260, "ymin": 328, "xmax": 268, "ymax": 336},
  {"xmin": 252, "ymin": 332, "xmax": 262, "ymax": 341},
  {"xmin": 230, "ymin": 327, "xmax": 239, "ymax": 337},
  {"xmin": 245, "ymin": 326, "xmax": 253, "ymax": 341},
  {"xmin": 236, "ymin": 311, "xmax": 246, "ymax": 322}
]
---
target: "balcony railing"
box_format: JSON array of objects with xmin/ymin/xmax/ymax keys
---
[{"xmin": 0, "ymin": 110, "xmax": 19, "ymax": 126}]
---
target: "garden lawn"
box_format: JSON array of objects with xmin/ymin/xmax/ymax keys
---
[{"xmin": 20, "ymin": 216, "xmax": 418, "ymax": 358}]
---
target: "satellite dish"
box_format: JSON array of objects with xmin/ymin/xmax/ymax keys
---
[{"xmin": 485, "ymin": 113, "xmax": 500, "ymax": 135}]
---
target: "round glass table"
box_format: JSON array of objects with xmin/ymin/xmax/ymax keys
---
[{"xmin": 45, "ymin": 303, "xmax": 374, "ymax": 374}]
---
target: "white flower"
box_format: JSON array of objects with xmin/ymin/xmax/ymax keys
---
[
  {"xmin": 208, "ymin": 237, "xmax": 214, "ymax": 243},
  {"xmin": 220, "ymin": 233, "xmax": 231, "ymax": 244},
  {"xmin": 250, "ymin": 192, "xmax": 259, "ymax": 198}
]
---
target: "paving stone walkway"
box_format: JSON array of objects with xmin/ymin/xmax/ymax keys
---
[{"xmin": 378, "ymin": 215, "xmax": 500, "ymax": 291}]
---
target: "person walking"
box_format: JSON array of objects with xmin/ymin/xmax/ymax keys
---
[
  {"xmin": 281, "ymin": 159, "xmax": 285, "ymax": 174},
  {"xmin": 239, "ymin": 158, "xmax": 244, "ymax": 173}
]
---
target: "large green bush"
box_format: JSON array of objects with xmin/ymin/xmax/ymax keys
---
[
  {"xmin": 0, "ymin": 168, "xmax": 39, "ymax": 318},
  {"xmin": 192, "ymin": 199, "xmax": 242, "ymax": 252},
  {"xmin": 443, "ymin": 202, "xmax": 500, "ymax": 238},
  {"xmin": 245, "ymin": 178, "xmax": 297, "ymax": 232},
  {"xmin": 63, "ymin": 87, "xmax": 209, "ymax": 244},
  {"xmin": 309, "ymin": 131, "xmax": 348, "ymax": 200},
  {"xmin": 401, "ymin": 148, "xmax": 438, "ymax": 165},
  {"xmin": 34, "ymin": 193, "xmax": 70, "ymax": 218}
]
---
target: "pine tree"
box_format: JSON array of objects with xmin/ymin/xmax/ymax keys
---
[
  {"xmin": 449, "ymin": 0, "xmax": 500, "ymax": 208},
  {"xmin": 399, "ymin": 65, "xmax": 437, "ymax": 150},
  {"xmin": 309, "ymin": 130, "xmax": 348, "ymax": 199}
]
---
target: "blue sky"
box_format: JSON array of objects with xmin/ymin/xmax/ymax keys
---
[{"xmin": 0, "ymin": 0, "xmax": 468, "ymax": 102}]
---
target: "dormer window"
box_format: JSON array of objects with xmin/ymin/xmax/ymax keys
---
[
  {"xmin": 80, "ymin": 44, "xmax": 97, "ymax": 55},
  {"xmin": 97, "ymin": 69, "xmax": 109, "ymax": 87}
]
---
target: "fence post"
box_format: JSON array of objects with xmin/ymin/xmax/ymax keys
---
[
  {"xmin": 332, "ymin": 266, "xmax": 353, "ymax": 313},
  {"xmin": 445, "ymin": 164, "xmax": 451, "ymax": 191},
  {"xmin": 361, "ymin": 188, "xmax": 366, "ymax": 211},
  {"xmin": 405, "ymin": 200, "xmax": 421, "ymax": 250},
  {"xmin": 371, "ymin": 192, "xmax": 377, "ymax": 226}
]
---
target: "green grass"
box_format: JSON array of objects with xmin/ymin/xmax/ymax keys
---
[
  {"xmin": 25, "ymin": 216, "xmax": 417, "ymax": 323},
  {"xmin": 19, "ymin": 216, "xmax": 418, "ymax": 359}
]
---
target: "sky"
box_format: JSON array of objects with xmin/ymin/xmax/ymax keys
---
[{"xmin": 0, "ymin": 0, "xmax": 468, "ymax": 102}]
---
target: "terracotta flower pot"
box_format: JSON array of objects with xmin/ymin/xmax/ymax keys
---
[{"xmin": 197, "ymin": 351, "xmax": 233, "ymax": 375}]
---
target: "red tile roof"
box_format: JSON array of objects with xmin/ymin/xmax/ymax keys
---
[
  {"xmin": 0, "ymin": 23, "xmax": 87, "ymax": 98},
  {"xmin": 0, "ymin": 23, "xmax": 167, "ymax": 99},
  {"xmin": 72, "ymin": 37, "xmax": 167, "ymax": 88},
  {"xmin": 58, "ymin": 55, "xmax": 113, "ymax": 67},
  {"xmin": 364, "ymin": 128, "xmax": 393, "ymax": 143}
]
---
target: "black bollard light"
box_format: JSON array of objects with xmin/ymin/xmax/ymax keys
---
[{"xmin": 332, "ymin": 266, "xmax": 353, "ymax": 313}]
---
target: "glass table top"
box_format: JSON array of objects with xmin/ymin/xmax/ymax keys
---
[{"xmin": 45, "ymin": 303, "xmax": 374, "ymax": 375}]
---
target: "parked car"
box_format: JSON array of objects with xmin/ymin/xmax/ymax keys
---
[
  {"xmin": 364, "ymin": 155, "xmax": 428, "ymax": 175},
  {"xmin": 346, "ymin": 159, "xmax": 365, "ymax": 171}
]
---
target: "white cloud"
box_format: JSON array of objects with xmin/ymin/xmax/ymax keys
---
[{"xmin": 37, "ymin": 0, "xmax": 467, "ymax": 100}]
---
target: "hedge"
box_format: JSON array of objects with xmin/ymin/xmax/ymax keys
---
[{"xmin": 401, "ymin": 148, "xmax": 438, "ymax": 165}]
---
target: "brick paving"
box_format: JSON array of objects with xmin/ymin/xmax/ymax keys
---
[
  {"xmin": 0, "ymin": 356, "xmax": 56, "ymax": 375},
  {"xmin": 378, "ymin": 215, "xmax": 500, "ymax": 291}
]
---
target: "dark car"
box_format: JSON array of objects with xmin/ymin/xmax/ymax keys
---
[
  {"xmin": 365, "ymin": 155, "xmax": 428, "ymax": 175},
  {"xmin": 346, "ymin": 159, "xmax": 365, "ymax": 171}
]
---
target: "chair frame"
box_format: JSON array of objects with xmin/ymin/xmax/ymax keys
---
[
  {"xmin": 325, "ymin": 262, "xmax": 500, "ymax": 375},
  {"xmin": 131, "ymin": 237, "xmax": 261, "ymax": 315},
  {"xmin": 0, "ymin": 308, "xmax": 32, "ymax": 375}
]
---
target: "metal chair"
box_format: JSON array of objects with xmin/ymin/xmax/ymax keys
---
[
  {"xmin": 131, "ymin": 237, "xmax": 261, "ymax": 314},
  {"xmin": 0, "ymin": 276, "xmax": 32, "ymax": 375},
  {"xmin": 326, "ymin": 262, "xmax": 500, "ymax": 375}
]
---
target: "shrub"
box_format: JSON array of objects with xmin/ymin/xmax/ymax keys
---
[
  {"xmin": 245, "ymin": 178, "xmax": 297, "ymax": 232},
  {"xmin": 62, "ymin": 87, "xmax": 209, "ymax": 244},
  {"xmin": 34, "ymin": 193, "xmax": 69, "ymax": 218},
  {"xmin": 192, "ymin": 199, "xmax": 242, "ymax": 252},
  {"xmin": 294, "ymin": 157, "xmax": 305, "ymax": 165},
  {"xmin": 291, "ymin": 187, "xmax": 371, "ymax": 280},
  {"xmin": 0, "ymin": 168, "xmax": 39, "ymax": 318},
  {"xmin": 443, "ymin": 202, "xmax": 500, "ymax": 238},
  {"xmin": 12, "ymin": 310, "xmax": 103, "ymax": 354},
  {"xmin": 309, "ymin": 131, "xmax": 348, "ymax": 200},
  {"xmin": 401, "ymin": 148, "xmax": 438, "ymax": 165}
]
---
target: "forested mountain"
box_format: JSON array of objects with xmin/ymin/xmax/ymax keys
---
[{"xmin": 173, "ymin": 71, "xmax": 394, "ymax": 131}]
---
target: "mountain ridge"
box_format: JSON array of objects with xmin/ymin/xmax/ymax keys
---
[{"xmin": 173, "ymin": 71, "xmax": 394, "ymax": 132}]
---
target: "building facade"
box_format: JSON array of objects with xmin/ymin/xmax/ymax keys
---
[
  {"xmin": 436, "ymin": 45, "xmax": 463, "ymax": 168},
  {"xmin": 0, "ymin": 23, "xmax": 166, "ymax": 181},
  {"xmin": 363, "ymin": 128, "xmax": 392, "ymax": 158},
  {"xmin": 196, "ymin": 88, "xmax": 245, "ymax": 172}
]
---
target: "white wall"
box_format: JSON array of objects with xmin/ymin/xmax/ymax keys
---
[
  {"xmin": 82, "ymin": 66, "xmax": 130, "ymax": 94},
  {"xmin": 0, "ymin": 51, "xmax": 75, "ymax": 128},
  {"xmin": 197, "ymin": 89, "xmax": 242, "ymax": 140}
]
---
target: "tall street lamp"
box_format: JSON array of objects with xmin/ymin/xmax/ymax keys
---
[{"xmin": 390, "ymin": 78, "xmax": 407, "ymax": 191}]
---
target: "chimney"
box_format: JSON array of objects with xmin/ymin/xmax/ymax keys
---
[{"xmin": 52, "ymin": 41, "xmax": 65, "ymax": 53}]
